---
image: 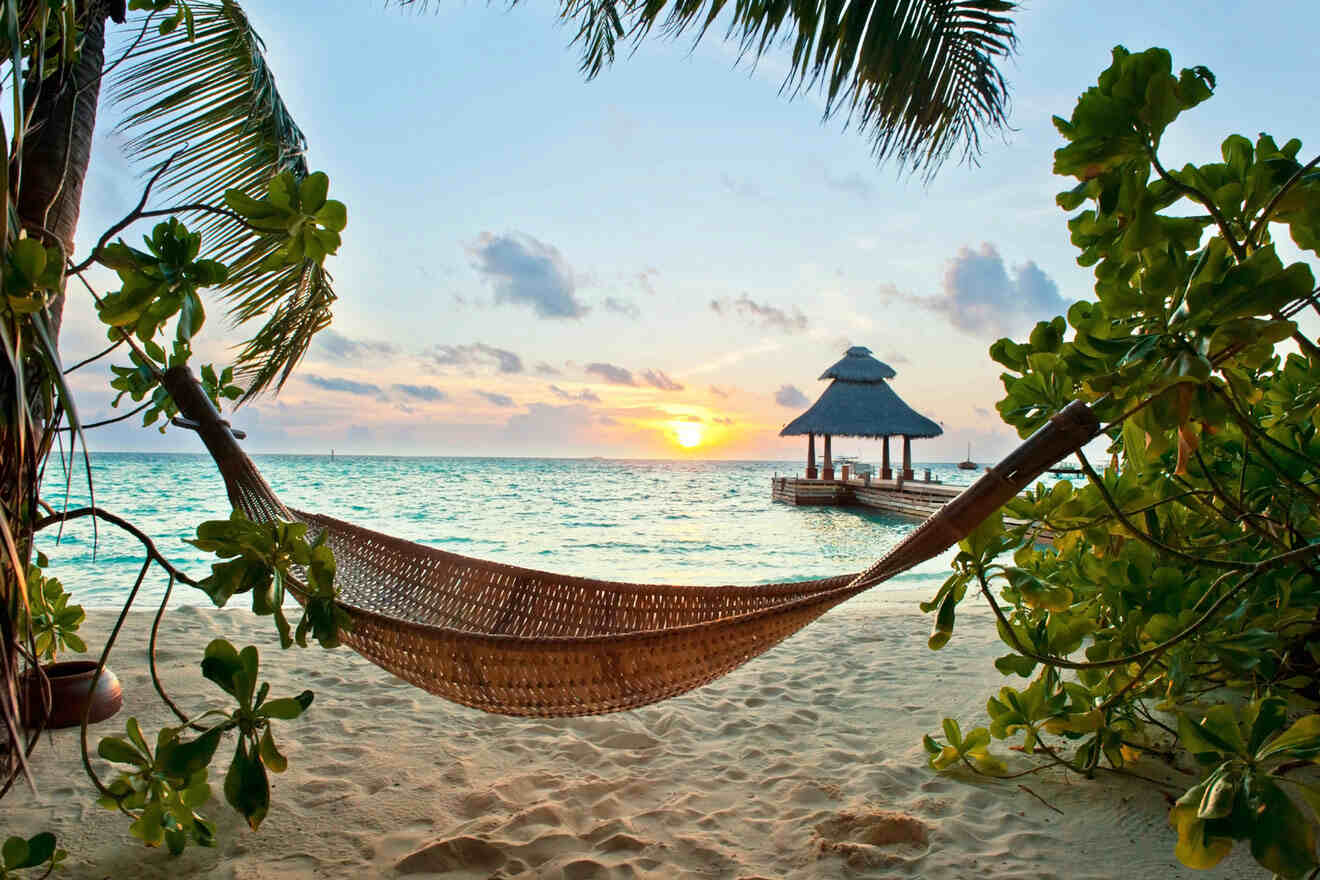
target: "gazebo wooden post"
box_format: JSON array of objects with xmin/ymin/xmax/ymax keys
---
[
  {"xmin": 881, "ymin": 436, "xmax": 892, "ymax": 480},
  {"xmin": 822, "ymin": 434, "xmax": 834, "ymax": 480},
  {"xmin": 902, "ymin": 435, "xmax": 914, "ymax": 481},
  {"xmin": 806, "ymin": 432, "xmax": 818, "ymax": 479}
]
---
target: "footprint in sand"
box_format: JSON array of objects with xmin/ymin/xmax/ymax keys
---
[
  {"xmin": 814, "ymin": 810, "xmax": 932, "ymax": 869},
  {"xmin": 395, "ymin": 836, "xmax": 506, "ymax": 875}
]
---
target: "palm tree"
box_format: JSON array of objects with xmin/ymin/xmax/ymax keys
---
[{"xmin": 1, "ymin": 0, "xmax": 1017, "ymax": 791}]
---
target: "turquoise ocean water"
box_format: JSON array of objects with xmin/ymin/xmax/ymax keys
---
[{"xmin": 36, "ymin": 455, "xmax": 990, "ymax": 609}]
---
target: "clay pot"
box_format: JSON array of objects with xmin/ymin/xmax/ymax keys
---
[{"xmin": 22, "ymin": 660, "xmax": 123, "ymax": 729}]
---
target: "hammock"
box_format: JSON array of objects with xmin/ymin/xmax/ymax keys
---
[{"xmin": 161, "ymin": 367, "xmax": 1099, "ymax": 717}]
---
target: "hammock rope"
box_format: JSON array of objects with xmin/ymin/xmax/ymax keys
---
[{"xmin": 161, "ymin": 367, "xmax": 1100, "ymax": 717}]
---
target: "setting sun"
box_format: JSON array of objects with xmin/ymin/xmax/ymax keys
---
[{"xmin": 674, "ymin": 422, "xmax": 704, "ymax": 448}]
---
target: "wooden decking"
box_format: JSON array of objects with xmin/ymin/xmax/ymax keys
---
[{"xmin": 771, "ymin": 476, "xmax": 962, "ymax": 519}]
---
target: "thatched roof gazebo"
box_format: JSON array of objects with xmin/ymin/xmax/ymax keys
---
[{"xmin": 780, "ymin": 346, "xmax": 942, "ymax": 481}]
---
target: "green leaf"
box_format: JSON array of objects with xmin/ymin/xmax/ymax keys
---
[
  {"xmin": 164, "ymin": 826, "xmax": 188, "ymax": 856},
  {"xmin": 160, "ymin": 726, "xmax": 225, "ymax": 777},
  {"xmin": 1197, "ymin": 765, "xmax": 1239, "ymax": 819},
  {"xmin": 928, "ymin": 588, "xmax": 957, "ymax": 650},
  {"xmin": 314, "ymin": 200, "xmax": 347, "ymax": 232},
  {"xmin": 1122, "ymin": 417, "xmax": 1149, "ymax": 473},
  {"xmin": 129, "ymin": 802, "xmax": 167, "ymax": 847},
  {"xmin": 1257, "ymin": 715, "xmax": 1320, "ymax": 761},
  {"xmin": 19, "ymin": 832, "xmax": 55, "ymax": 869},
  {"xmin": 260, "ymin": 690, "xmax": 313, "ymax": 720},
  {"xmin": 200, "ymin": 639, "xmax": 243, "ymax": 698},
  {"xmin": 3, "ymin": 837, "xmax": 29, "ymax": 870},
  {"xmin": 1197, "ymin": 706, "xmax": 1249, "ymax": 757},
  {"xmin": 1248, "ymin": 775, "xmax": 1319, "ymax": 877},
  {"xmin": 224, "ymin": 738, "xmax": 271, "ymax": 831},
  {"xmin": 125, "ymin": 717, "xmax": 150, "ymax": 756},
  {"xmin": 1170, "ymin": 792, "xmax": 1234, "ymax": 870},
  {"xmin": 1247, "ymin": 696, "xmax": 1289, "ymax": 755},
  {"xmin": 98, "ymin": 735, "xmax": 149, "ymax": 768},
  {"xmin": 994, "ymin": 654, "xmax": 1037, "ymax": 678},
  {"xmin": 10, "ymin": 237, "xmax": 48, "ymax": 282},
  {"xmin": 258, "ymin": 727, "xmax": 288, "ymax": 773},
  {"xmin": 268, "ymin": 171, "xmax": 298, "ymax": 212},
  {"xmin": 6, "ymin": 831, "xmax": 55, "ymax": 869},
  {"xmin": 942, "ymin": 717, "xmax": 963, "ymax": 748},
  {"xmin": 958, "ymin": 509, "xmax": 1005, "ymax": 561},
  {"xmin": 298, "ymin": 172, "xmax": 329, "ymax": 214}
]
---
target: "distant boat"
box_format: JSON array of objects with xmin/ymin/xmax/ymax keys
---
[{"xmin": 958, "ymin": 444, "xmax": 977, "ymax": 470}]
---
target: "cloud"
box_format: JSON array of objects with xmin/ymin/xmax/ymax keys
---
[
  {"xmin": 467, "ymin": 231, "xmax": 589, "ymax": 319},
  {"xmin": 549, "ymin": 385, "xmax": 601, "ymax": 403},
  {"xmin": 708, "ymin": 385, "xmax": 731, "ymax": 398},
  {"xmin": 822, "ymin": 167, "xmax": 875, "ymax": 200},
  {"xmin": 430, "ymin": 342, "xmax": 524, "ymax": 374},
  {"xmin": 710, "ymin": 294, "xmax": 808, "ymax": 333},
  {"xmin": 641, "ymin": 369, "xmax": 684, "ymax": 391},
  {"xmin": 304, "ymin": 375, "xmax": 382, "ymax": 396},
  {"xmin": 475, "ymin": 390, "xmax": 516, "ymax": 408},
  {"xmin": 775, "ymin": 385, "xmax": 809, "ymax": 408},
  {"xmin": 534, "ymin": 361, "xmax": 561, "ymax": 376},
  {"xmin": 882, "ymin": 350, "xmax": 910, "ymax": 365},
  {"xmin": 602, "ymin": 296, "xmax": 640, "ymax": 319},
  {"xmin": 585, "ymin": 362, "xmax": 635, "ymax": 385},
  {"xmin": 393, "ymin": 383, "xmax": 448, "ymax": 402},
  {"xmin": 312, "ymin": 329, "xmax": 399, "ymax": 361},
  {"xmin": 888, "ymin": 244, "xmax": 1071, "ymax": 338}
]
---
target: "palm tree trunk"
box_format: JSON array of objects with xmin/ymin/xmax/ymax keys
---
[
  {"xmin": 18, "ymin": 2, "xmax": 113, "ymax": 331},
  {"xmin": 2, "ymin": 0, "xmax": 115, "ymax": 791}
]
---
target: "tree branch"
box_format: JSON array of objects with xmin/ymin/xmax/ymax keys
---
[
  {"xmin": 1247, "ymin": 153, "xmax": 1320, "ymax": 248},
  {"xmin": 63, "ymin": 337, "xmax": 125, "ymax": 374},
  {"xmin": 1147, "ymin": 147, "xmax": 1245, "ymax": 261},
  {"xmin": 52, "ymin": 400, "xmax": 153, "ymax": 432},
  {"xmin": 33, "ymin": 507, "xmax": 199, "ymax": 587},
  {"xmin": 68, "ymin": 149, "xmax": 183, "ymax": 275}
]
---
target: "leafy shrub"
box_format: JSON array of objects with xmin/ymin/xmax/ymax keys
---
[{"xmin": 922, "ymin": 47, "xmax": 1320, "ymax": 877}]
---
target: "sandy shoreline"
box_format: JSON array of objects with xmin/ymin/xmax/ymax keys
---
[{"xmin": 7, "ymin": 594, "xmax": 1257, "ymax": 878}]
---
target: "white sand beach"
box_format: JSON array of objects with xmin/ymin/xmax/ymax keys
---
[{"xmin": 8, "ymin": 595, "xmax": 1259, "ymax": 878}]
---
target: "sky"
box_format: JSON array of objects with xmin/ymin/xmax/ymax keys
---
[{"xmin": 58, "ymin": 0, "xmax": 1320, "ymax": 461}]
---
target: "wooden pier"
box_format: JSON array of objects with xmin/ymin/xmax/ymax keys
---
[
  {"xmin": 771, "ymin": 475, "xmax": 961, "ymax": 519},
  {"xmin": 772, "ymin": 475, "xmax": 1058, "ymax": 545}
]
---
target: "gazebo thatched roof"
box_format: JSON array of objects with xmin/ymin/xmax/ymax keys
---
[
  {"xmin": 819, "ymin": 346, "xmax": 897, "ymax": 381},
  {"xmin": 779, "ymin": 347, "xmax": 943, "ymax": 439}
]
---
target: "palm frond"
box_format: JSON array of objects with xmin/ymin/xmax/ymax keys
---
[
  {"xmin": 392, "ymin": 0, "xmax": 1016, "ymax": 176},
  {"xmin": 230, "ymin": 259, "xmax": 335, "ymax": 397},
  {"xmin": 109, "ymin": 1, "xmax": 335, "ymax": 396}
]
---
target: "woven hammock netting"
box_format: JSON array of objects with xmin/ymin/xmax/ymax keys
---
[{"xmin": 162, "ymin": 367, "xmax": 1099, "ymax": 718}]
